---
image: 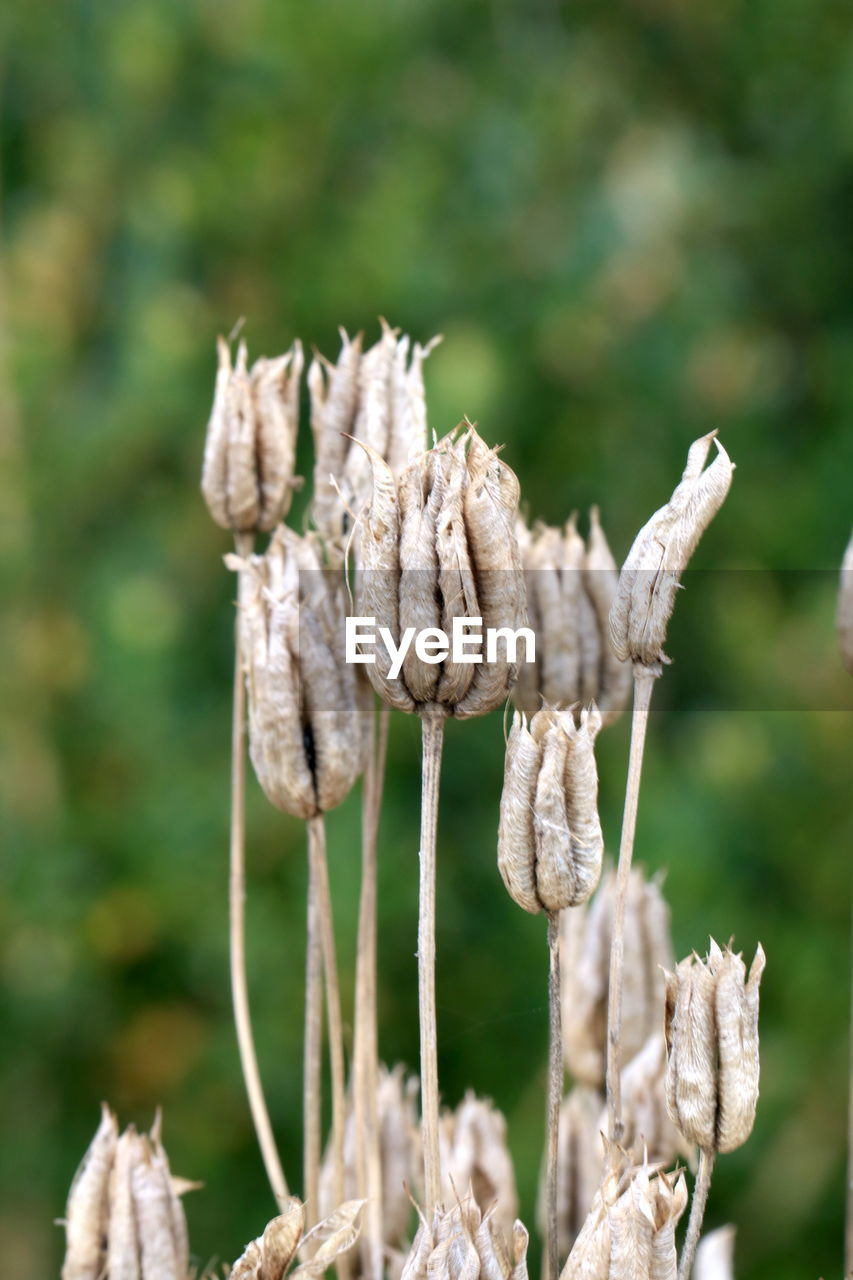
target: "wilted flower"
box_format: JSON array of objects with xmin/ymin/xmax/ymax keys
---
[
  {"xmin": 61, "ymin": 1106, "xmax": 196, "ymax": 1280},
  {"xmin": 357, "ymin": 424, "xmax": 527, "ymax": 719},
  {"xmin": 663, "ymin": 941, "xmax": 765, "ymax": 1154},
  {"xmin": 537, "ymin": 1086, "xmax": 604, "ymax": 1260},
  {"xmin": 438, "ymin": 1093, "xmax": 519, "ymax": 1243},
  {"xmin": 561, "ymin": 868, "xmax": 674, "ymax": 1087},
  {"xmin": 498, "ymin": 704, "xmax": 604, "ymax": 914},
  {"xmin": 232, "ymin": 527, "xmax": 363, "ymax": 819},
  {"xmin": 400, "ymin": 1198, "xmax": 529, "ymax": 1280},
  {"xmin": 609, "ymin": 432, "xmax": 734, "ymax": 667},
  {"xmin": 229, "ymin": 1198, "xmax": 365, "ymax": 1280},
  {"xmin": 514, "ymin": 510, "xmax": 631, "ymax": 727},
  {"xmin": 692, "ymin": 1226, "xmax": 736, "ymax": 1280},
  {"xmin": 308, "ymin": 322, "xmax": 441, "ymax": 552},
  {"xmin": 202, "ymin": 336, "xmax": 303, "ymax": 534},
  {"xmin": 838, "ymin": 528, "xmax": 853, "ymax": 675}
]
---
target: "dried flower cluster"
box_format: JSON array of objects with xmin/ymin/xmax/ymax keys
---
[
  {"xmin": 514, "ymin": 510, "xmax": 631, "ymax": 727},
  {"xmin": 61, "ymin": 1106, "xmax": 195, "ymax": 1280},
  {"xmin": 400, "ymin": 1199, "xmax": 530, "ymax": 1280},
  {"xmin": 229, "ymin": 1197, "xmax": 365, "ymax": 1280},
  {"xmin": 438, "ymin": 1093, "xmax": 519, "ymax": 1242}
]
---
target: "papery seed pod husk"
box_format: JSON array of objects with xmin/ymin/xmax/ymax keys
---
[
  {"xmin": 596, "ymin": 1035, "xmax": 695, "ymax": 1171},
  {"xmin": 400, "ymin": 1198, "xmax": 529, "ymax": 1280},
  {"xmin": 646, "ymin": 1170, "xmax": 688, "ymax": 1280},
  {"xmin": 292, "ymin": 1199, "xmax": 366, "ymax": 1279},
  {"xmin": 692, "ymin": 1226, "xmax": 736, "ymax": 1280},
  {"xmin": 131, "ymin": 1135, "xmax": 184, "ymax": 1280},
  {"xmin": 107, "ymin": 1129, "xmax": 140, "ymax": 1280},
  {"xmin": 434, "ymin": 435, "xmax": 481, "ymax": 708},
  {"xmin": 149, "ymin": 1110, "xmax": 193, "ymax": 1279},
  {"xmin": 838, "ymin": 529, "xmax": 853, "ymax": 675},
  {"xmin": 559, "ymin": 1158, "xmax": 623, "ymax": 1280},
  {"xmin": 438, "ymin": 1092, "xmax": 519, "ymax": 1243},
  {"xmin": 561, "ymin": 868, "xmax": 675, "ymax": 1087},
  {"xmin": 201, "ymin": 336, "xmax": 303, "ymax": 534},
  {"xmin": 583, "ymin": 508, "xmax": 632, "ymax": 726},
  {"xmin": 309, "ymin": 329, "xmax": 363, "ymax": 547},
  {"xmin": 663, "ymin": 941, "xmax": 765, "ymax": 1154},
  {"xmin": 537, "ymin": 1086, "xmax": 604, "ymax": 1258},
  {"xmin": 234, "ymin": 528, "xmax": 363, "ymax": 818},
  {"xmin": 609, "ymin": 432, "xmax": 734, "ymax": 667},
  {"xmin": 62, "ymin": 1103, "xmax": 118, "ymax": 1280},
  {"xmin": 229, "ymin": 1197, "xmax": 305, "ymax": 1280},
  {"xmin": 498, "ymin": 704, "xmax": 604, "ymax": 915}
]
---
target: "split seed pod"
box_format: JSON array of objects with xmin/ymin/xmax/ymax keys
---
[
  {"xmin": 229, "ymin": 1198, "xmax": 365, "ymax": 1280},
  {"xmin": 609, "ymin": 432, "xmax": 734, "ymax": 667},
  {"xmin": 202, "ymin": 336, "xmax": 303, "ymax": 533},
  {"xmin": 561, "ymin": 868, "xmax": 675, "ymax": 1087},
  {"xmin": 515, "ymin": 509, "xmax": 631, "ymax": 727},
  {"xmin": 838, "ymin": 528, "xmax": 853, "ymax": 675},
  {"xmin": 663, "ymin": 940, "xmax": 765, "ymax": 1154},
  {"xmin": 233, "ymin": 527, "xmax": 363, "ymax": 819},
  {"xmin": 400, "ymin": 1198, "xmax": 530, "ymax": 1280},
  {"xmin": 357, "ymin": 424, "xmax": 527, "ymax": 719},
  {"xmin": 498, "ymin": 703, "xmax": 604, "ymax": 914},
  {"xmin": 438, "ymin": 1092, "xmax": 519, "ymax": 1243}
]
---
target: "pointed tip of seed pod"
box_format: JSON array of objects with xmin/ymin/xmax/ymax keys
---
[
  {"xmin": 150, "ymin": 1106, "xmax": 163, "ymax": 1144},
  {"xmin": 235, "ymin": 338, "xmax": 249, "ymax": 373},
  {"xmin": 749, "ymin": 942, "xmax": 766, "ymax": 985},
  {"xmin": 216, "ymin": 334, "xmax": 231, "ymax": 370}
]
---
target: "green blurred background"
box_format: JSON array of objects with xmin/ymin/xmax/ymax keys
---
[{"xmin": 1, "ymin": 1, "xmax": 851, "ymax": 1276}]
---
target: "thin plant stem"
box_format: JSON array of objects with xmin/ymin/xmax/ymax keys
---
[
  {"xmin": 309, "ymin": 813, "xmax": 349, "ymax": 1280},
  {"xmin": 229, "ymin": 530, "xmax": 288, "ymax": 1205},
  {"xmin": 303, "ymin": 830, "xmax": 323, "ymax": 1229},
  {"xmin": 546, "ymin": 912, "xmax": 562, "ymax": 1280},
  {"xmin": 677, "ymin": 1148, "xmax": 716, "ymax": 1280},
  {"xmin": 605, "ymin": 662, "xmax": 660, "ymax": 1144},
  {"xmin": 419, "ymin": 709, "xmax": 446, "ymax": 1217},
  {"xmin": 354, "ymin": 700, "xmax": 390, "ymax": 1280}
]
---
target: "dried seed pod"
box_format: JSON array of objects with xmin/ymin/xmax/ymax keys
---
[
  {"xmin": 400, "ymin": 1198, "xmax": 529, "ymax": 1280},
  {"xmin": 838, "ymin": 528, "xmax": 853, "ymax": 675},
  {"xmin": 609, "ymin": 432, "xmax": 734, "ymax": 667},
  {"xmin": 663, "ymin": 940, "xmax": 765, "ymax": 1154},
  {"xmin": 561, "ymin": 868, "xmax": 675, "ymax": 1088},
  {"xmin": 498, "ymin": 704, "xmax": 604, "ymax": 914},
  {"xmin": 62, "ymin": 1103, "xmax": 118, "ymax": 1280},
  {"xmin": 292, "ymin": 1200, "xmax": 366, "ymax": 1279},
  {"xmin": 201, "ymin": 336, "xmax": 303, "ymax": 534},
  {"xmin": 234, "ymin": 527, "xmax": 363, "ymax": 818},
  {"xmin": 131, "ymin": 1136, "xmax": 184, "ymax": 1279},
  {"xmin": 228, "ymin": 1197, "xmax": 305, "ymax": 1280},
  {"xmin": 514, "ymin": 510, "xmax": 630, "ymax": 729},
  {"xmin": 309, "ymin": 329, "xmax": 363, "ymax": 547},
  {"xmin": 597, "ymin": 1035, "xmax": 695, "ymax": 1172},
  {"xmin": 692, "ymin": 1226, "xmax": 736, "ymax": 1280},
  {"xmin": 536, "ymin": 1086, "xmax": 604, "ymax": 1259},
  {"xmin": 438, "ymin": 1093, "xmax": 519, "ymax": 1244},
  {"xmin": 107, "ymin": 1129, "xmax": 140, "ymax": 1280}
]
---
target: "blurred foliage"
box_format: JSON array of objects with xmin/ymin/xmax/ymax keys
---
[{"xmin": 1, "ymin": 1, "xmax": 851, "ymax": 1277}]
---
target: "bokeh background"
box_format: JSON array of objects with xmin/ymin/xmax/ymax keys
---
[{"xmin": 2, "ymin": 1, "xmax": 851, "ymax": 1276}]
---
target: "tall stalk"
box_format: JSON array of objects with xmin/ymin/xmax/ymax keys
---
[
  {"xmin": 419, "ymin": 710, "xmax": 446, "ymax": 1217},
  {"xmin": 303, "ymin": 835, "xmax": 323, "ymax": 1228},
  {"xmin": 677, "ymin": 1149, "xmax": 716, "ymax": 1280},
  {"xmin": 545, "ymin": 912, "xmax": 562, "ymax": 1280},
  {"xmin": 605, "ymin": 663, "xmax": 659, "ymax": 1143},
  {"xmin": 229, "ymin": 532, "xmax": 288, "ymax": 1205}
]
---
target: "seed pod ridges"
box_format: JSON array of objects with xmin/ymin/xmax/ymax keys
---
[{"xmin": 438, "ymin": 1092, "xmax": 519, "ymax": 1245}]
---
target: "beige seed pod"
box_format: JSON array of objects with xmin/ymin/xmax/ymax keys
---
[
  {"xmin": 609, "ymin": 432, "xmax": 734, "ymax": 667},
  {"xmin": 293, "ymin": 1200, "xmax": 366, "ymax": 1279},
  {"xmin": 201, "ymin": 336, "xmax": 303, "ymax": 534},
  {"xmin": 498, "ymin": 704, "xmax": 604, "ymax": 915},
  {"xmin": 537, "ymin": 1086, "xmax": 604, "ymax": 1259},
  {"xmin": 561, "ymin": 868, "xmax": 675, "ymax": 1087},
  {"xmin": 663, "ymin": 941, "xmax": 765, "ymax": 1154},
  {"xmin": 597, "ymin": 1035, "xmax": 695, "ymax": 1172},
  {"xmin": 838, "ymin": 528, "xmax": 853, "ymax": 675},
  {"xmin": 229, "ymin": 1197, "xmax": 305, "ymax": 1280},
  {"xmin": 62, "ymin": 1103, "xmax": 118, "ymax": 1280},
  {"xmin": 583, "ymin": 508, "xmax": 632, "ymax": 726},
  {"xmin": 438, "ymin": 1092, "xmax": 519, "ymax": 1244},
  {"xmin": 131, "ymin": 1134, "xmax": 187, "ymax": 1280},
  {"xmin": 692, "ymin": 1226, "xmax": 736, "ymax": 1280},
  {"xmin": 107, "ymin": 1129, "xmax": 140, "ymax": 1280},
  {"xmin": 234, "ymin": 527, "xmax": 363, "ymax": 819},
  {"xmin": 400, "ymin": 1199, "xmax": 529, "ymax": 1280},
  {"xmin": 309, "ymin": 329, "xmax": 363, "ymax": 547}
]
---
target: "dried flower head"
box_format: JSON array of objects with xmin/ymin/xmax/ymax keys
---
[
  {"xmin": 438, "ymin": 1093, "xmax": 519, "ymax": 1244},
  {"xmin": 838, "ymin": 528, "xmax": 853, "ymax": 675},
  {"xmin": 663, "ymin": 940, "xmax": 765, "ymax": 1154},
  {"xmin": 308, "ymin": 322, "xmax": 441, "ymax": 552},
  {"xmin": 232, "ymin": 527, "xmax": 363, "ymax": 819},
  {"xmin": 498, "ymin": 703, "xmax": 604, "ymax": 914},
  {"xmin": 356, "ymin": 424, "xmax": 527, "ymax": 719},
  {"xmin": 318, "ymin": 1065, "xmax": 421, "ymax": 1249},
  {"xmin": 596, "ymin": 1035, "xmax": 695, "ymax": 1172},
  {"xmin": 61, "ymin": 1106, "xmax": 197, "ymax": 1280},
  {"xmin": 536, "ymin": 1086, "xmax": 604, "ymax": 1260},
  {"xmin": 229, "ymin": 1198, "xmax": 365, "ymax": 1280},
  {"xmin": 400, "ymin": 1198, "xmax": 529, "ymax": 1280},
  {"xmin": 609, "ymin": 432, "xmax": 734, "ymax": 667},
  {"xmin": 561, "ymin": 868, "xmax": 674, "ymax": 1087},
  {"xmin": 514, "ymin": 509, "xmax": 631, "ymax": 727},
  {"xmin": 202, "ymin": 336, "xmax": 303, "ymax": 534},
  {"xmin": 692, "ymin": 1226, "xmax": 736, "ymax": 1280}
]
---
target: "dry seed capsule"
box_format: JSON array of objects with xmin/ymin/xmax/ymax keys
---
[
  {"xmin": 234, "ymin": 527, "xmax": 363, "ymax": 819},
  {"xmin": 201, "ymin": 336, "xmax": 303, "ymax": 534},
  {"xmin": 498, "ymin": 704, "xmax": 604, "ymax": 915},
  {"xmin": 229, "ymin": 1197, "xmax": 305, "ymax": 1280},
  {"xmin": 663, "ymin": 941, "xmax": 765, "ymax": 1154},
  {"xmin": 400, "ymin": 1199, "xmax": 530, "ymax": 1280},
  {"xmin": 583, "ymin": 508, "xmax": 632, "ymax": 726},
  {"xmin": 61, "ymin": 1103, "xmax": 118, "ymax": 1280},
  {"xmin": 838, "ymin": 528, "xmax": 853, "ymax": 675},
  {"xmin": 438, "ymin": 1093, "xmax": 519, "ymax": 1244},
  {"xmin": 609, "ymin": 432, "xmax": 734, "ymax": 667}
]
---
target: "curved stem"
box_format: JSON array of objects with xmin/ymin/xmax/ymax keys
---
[
  {"xmin": 419, "ymin": 710, "xmax": 446, "ymax": 1217},
  {"xmin": 229, "ymin": 531, "xmax": 288, "ymax": 1205},
  {"xmin": 303, "ymin": 831, "xmax": 324, "ymax": 1228},
  {"xmin": 678, "ymin": 1147, "xmax": 716, "ymax": 1280},
  {"xmin": 546, "ymin": 912, "xmax": 563, "ymax": 1280},
  {"xmin": 308, "ymin": 815, "xmax": 348, "ymax": 1241},
  {"xmin": 605, "ymin": 663, "xmax": 659, "ymax": 1144}
]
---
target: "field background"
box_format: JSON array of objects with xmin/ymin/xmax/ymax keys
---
[{"xmin": 1, "ymin": 2, "xmax": 851, "ymax": 1277}]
